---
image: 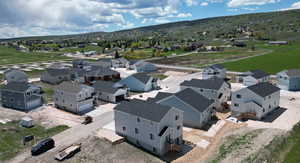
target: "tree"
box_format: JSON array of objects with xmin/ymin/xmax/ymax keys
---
[{"xmin": 114, "ymin": 50, "xmax": 120, "ymax": 59}]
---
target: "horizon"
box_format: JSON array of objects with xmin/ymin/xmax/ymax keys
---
[{"xmin": 1, "ymin": 0, "xmax": 300, "ymax": 39}]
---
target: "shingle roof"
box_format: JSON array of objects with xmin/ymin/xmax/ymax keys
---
[
  {"xmin": 114, "ymin": 99, "xmax": 172, "ymax": 123},
  {"xmin": 2, "ymin": 82, "xmax": 31, "ymax": 92},
  {"xmin": 148, "ymin": 92, "xmax": 173, "ymax": 103},
  {"xmin": 92, "ymin": 81, "xmax": 119, "ymax": 94},
  {"xmin": 57, "ymin": 82, "xmax": 83, "ymax": 93},
  {"xmin": 46, "ymin": 68, "xmax": 71, "ymax": 76},
  {"xmin": 180, "ymin": 78, "xmax": 226, "ymax": 90},
  {"xmin": 249, "ymin": 70, "xmax": 269, "ymax": 79},
  {"xmin": 132, "ymin": 73, "xmax": 152, "ymax": 84},
  {"xmin": 247, "ymin": 82, "xmax": 280, "ymax": 98},
  {"xmin": 286, "ymin": 69, "xmax": 300, "ymax": 77},
  {"xmin": 174, "ymin": 88, "xmax": 214, "ymax": 113}
]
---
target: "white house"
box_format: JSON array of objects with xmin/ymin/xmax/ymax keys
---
[
  {"xmin": 202, "ymin": 64, "xmax": 227, "ymax": 79},
  {"xmin": 116, "ymin": 73, "xmax": 159, "ymax": 92},
  {"xmin": 242, "ymin": 70, "xmax": 269, "ymax": 86},
  {"xmin": 277, "ymin": 69, "xmax": 300, "ymax": 91}
]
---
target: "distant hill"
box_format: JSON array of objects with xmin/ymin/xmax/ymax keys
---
[{"xmin": 2, "ymin": 9, "xmax": 300, "ymax": 42}]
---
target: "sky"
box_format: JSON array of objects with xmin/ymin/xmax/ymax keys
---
[{"xmin": 0, "ymin": 0, "xmax": 300, "ymax": 39}]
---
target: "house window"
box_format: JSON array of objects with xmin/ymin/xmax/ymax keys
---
[
  {"xmin": 61, "ymin": 92, "xmax": 63, "ymax": 95},
  {"xmin": 150, "ymin": 133, "xmax": 154, "ymax": 140},
  {"xmin": 135, "ymin": 128, "xmax": 139, "ymax": 134},
  {"xmin": 268, "ymin": 96, "xmax": 271, "ymax": 99},
  {"xmin": 200, "ymin": 89, "xmax": 203, "ymax": 92},
  {"xmin": 269, "ymin": 105, "xmax": 271, "ymax": 109},
  {"xmin": 263, "ymin": 108, "xmax": 265, "ymax": 113},
  {"xmin": 137, "ymin": 117, "xmax": 140, "ymax": 122},
  {"xmin": 234, "ymin": 103, "xmax": 239, "ymax": 107},
  {"xmin": 175, "ymin": 115, "xmax": 179, "ymax": 120},
  {"xmin": 177, "ymin": 126, "xmax": 181, "ymax": 130},
  {"xmin": 153, "ymin": 147, "xmax": 156, "ymax": 153},
  {"xmin": 122, "ymin": 126, "xmax": 126, "ymax": 131},
  {"xmin": 236, "ymin": 94, "xmax": 242, "ymax": 99}
]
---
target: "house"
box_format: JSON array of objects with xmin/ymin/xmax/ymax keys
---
[
  {"xmin": 114, "ymin": 99, "xmax": 183, "ymax": 156},
  {"xmin": 92, "ymin": 58, "xmax": 113, "ymax": 68},
  {"xmin": 92, "ymin": 81, "xmax": 128, "ymax": 103},
  {"xmin": 54, "ymin": 82, "xmax": 95, "ymax": 114},
  {"xmin": 129, "ymin": 60, "xmax": 157, "ymax": 73},
  {"xmin": 4, "ymin": 69, "xmax": 28, "ymax": 83},
  {"xmin": 41, "ymin": 68, "xmax": 72, "ymax": 85},
  {"xmin": 242, "ymin": 70, "xmax": 269, "ymax": 86},
  {"xmin": 0, "ymin": 82, "xmax": 43, "ymax": 111},
  {"xmin": 72, "ymin": 59, "xmax": 91, "ymax": 69},
  {"xmin": 84, "ymin": 66, "xmax": 121, "ymax": 84},
  {"xmin": 111, "ymin": 58, "xmax": 129, "ymax": 68},
  {"xmin": 231, "ymin": 82, "xmax": 280, "ymax": 120},
  {"xmin": 277, "ymin": 69, "xmax": 300, "ymax": 91},
  {"xmin": 202, "ymin": 64, "xmax": 227, "ymax": 79},
  {"xmin": 117, "ymin": 73, "xmax": 159, "ymax": 92},
  {"xmin": 148, "ymin": 88, "xmax": 216, "ymax": 128},
  {"xmin": 180, "ymin": 78, "xmax": 231, "ymax": 110}
]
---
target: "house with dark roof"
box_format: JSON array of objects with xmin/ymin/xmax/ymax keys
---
[
  {"xmin": 111, "ymin": 58, "xmax": 129, "ymax": 68},
  {"xmin": 83, "ymin": 66, "xmax": 121, "ymax": 84},
  {"xmin": 242, "ymin": 70, "xmax": 270, "ymax": 86},
  {"xmin": 231, "ymin": 82, "xmax": 280, "ymax": 120},
  {"xmin": 53, "ymin": 82, "xmax": 95, "ymax": 114},
  {"xmin": 41, "ymin": 68, "xmax": 72, "ymax": 85},
  {"xmin": 4, "ymin": 69, "xmax": 28, "ymax": 83},
  {"xmin": 202, "ymin": 64, "xmax": 227, "ymax": 79},
  {"xmin": 117, "ymin": 73, "xmax": 159, "ymax": 92},
  {"xmin": 114, "ymin": 99, "xmax": 183, "ymax": 156},
  {"xmin": 277, "ymin": 69, "xmax": 300, "ymax": 91},
  {"xmin": 148, "ymin": 88, "xmax": 216, "ymax": 128},
  {"xmin": 180, "ymin": 78, "xmax": 231, "ymax": 110},
  {"xmin": 0, "ymin": 82, "xmax": 43, "ymax": 111},
  {"xmin": 129, "ymin": 60, "xmax": 157, "ymax": 73},
  {"xmin": 72, "ymin": 59, "xmax": 91, "ymax": 69},
  {"xmin": 92, "ymin": 81, "xmax": 128, "ymax": 103},
  {"xmin": 92, "ymin": 58, "xmax": 113, "ymax": 68}
]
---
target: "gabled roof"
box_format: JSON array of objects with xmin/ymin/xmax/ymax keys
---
[
  {"xmin": 2, "ymin": 82, "xmax": 32, "ymax": 92},
  {"xmin": 92, "ymin": 81, "xmax": 120, "ymax": 94},
  {"xmin": 114, "ymin": 99, "xmax": 172, "ymax": 123},
  {"xmin": 86, "ymin": 66, "xmax": 119, "ymax": 77},
  {"xmin": 248, "ymin": 70, "xmax": 269, "ymax": 79},
  {"xmin": 180, "ymin": 78, "xmax": 226, "ymax": 90},
  {"xmin": 57, "ymin": 82, "xmax": 87, "ymax": 94},
  {"xmin": 132, "ymin": 73, "xmax": 152, "ymax": 84},
  {"xmin": 247, "ymin": 82, "xmax": 280, "ymax": 98},
  {"xmin": 174, "ymin": 88, "xmax": 214, "ymax": 113},
  {"xmin": 285, "ymin": 69, "xmax": 300, "ymax": 77},
  {"xmin": 46, "ymin": 68, "xmax": 71, "ymax": 77},
  {"xmin": 148, "ymin": 92, "xmax": 173, "ymax": 103}
]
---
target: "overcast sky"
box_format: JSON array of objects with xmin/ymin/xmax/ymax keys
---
[{"xmin": 0, "ymin": 0, "xmax": 299, "ymax": 38}]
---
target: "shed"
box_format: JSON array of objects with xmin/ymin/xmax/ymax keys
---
[{"xmin": 20, "ymin": 116, "xmax": 34, "ymax": 128}]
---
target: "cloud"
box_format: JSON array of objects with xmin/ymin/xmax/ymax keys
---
[
  {"xmin": 227, "ymin": 0, "xmax": 280, "ymax": 7},
  {"xmin": 281, "ymin": 1, "xmax": 300, "ymax": 10},
  {"xmin": 185, "ymin": 0, "xmax": 198, "ymax": 6},
  {"xmin": 200, "ymin": 2, "xmax": 209, "ymax": 6}
]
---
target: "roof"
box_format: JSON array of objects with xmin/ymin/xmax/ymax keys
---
[
  {"xmin": 87, "ymin": 67, "xmax": 119, "ymax": 77},
  {"xmin": 2, "ymin": 82, "xmax": 32, "ymax": 92},
  {"xmin": 180, "ymin": 78, "xmax": 226, "ymax": 90},
  {"xmin": 248, "ymin": 70, "xmax": 269, "ymax": 79},
  {"xmin": 46, "ymin": 68, "xmax": 71, "ymax": 76},
  {"xmin": 285, "ymin": 69, "xmax": 300, "ymax": 77},
  {"xmin": 247, "ymin": 82, "xmax": 280, "ymax": 98},
  {"xmin": 174, "ymin": 88, "xmax": 214, "ymax": 113},
  {"xmin": 132, "ymin": 73, "xmax": 152, "ymax": 84},
  {"xmin": 57, "ymin": 82, "xmax": 85, "ymax": 93},
  {"xmin": 210, "ymin": 64, "xmax": 225, "ymax": 70},
  {"xmin": 114, "ymin": 99, "xmax": 172, "ymax": 123},
  {"xmin": 92, "ymin": 81, "xmax": 120, "ymax": 94},
  {"xmin": 149, "ymin": 92, "xmax": 173, "ymax": 103}
]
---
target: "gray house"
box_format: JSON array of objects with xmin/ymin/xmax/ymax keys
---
[
  {"xmin": 242, "ymin": 70, "xmax": 269, "ymax": 86},
  {"xmin": 231, "ymin": 82, "xmax": 280, "ymax": 120},
  {"xmin": 117, "ymin": 73, "xmax": 159, "ymax": 92},
  {"xmin": 92, "ymin": 81, "xmax": 128, "ymax": 103},
  {"xmin": 277, "ymin": 69, "xmax": 300, "ymax": 91},
  {"xmin": 41, "ymin": 68, "xmax": 72, "ymax": 85},
  {"xmin": 92, "ymin": 58, "xmax": 113, "ymax": 68},
  {"xmin": 54, "ymin": 82, "xmax": 95, "ymax": 114},
  {"xmin": 4, "ymin": 69, "xmax": 28, "ymax": 83},
  {"xmin": 129, "ymin": 60, "xmax": 157, "ymax": 73},
  {"xmin": 202, "ymin": 64, "xmax": 227, "ymax": 79},
  {"xmin": 114, "ymin": 99, "xmax": 183, "ymax": 156},
  {"xmin": 180, "ymin": 78, "xmax": 231, "ymax": 110},
  {"xmin": 112, "ymin": 58, "xmax": 129, "ymax": 68},
  {"xmin": 149, "ymin": 88, "xmax": 215, "ymax": 129},
  {"xmin": 72, "ymin": 59, "xmax": 91, "ymax": 69},
  {"xmin": 0, "ymin": 82, "xmax": 43, "ymax": 111}
]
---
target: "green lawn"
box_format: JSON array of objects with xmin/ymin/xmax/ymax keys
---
[
  {"xmin": 0, "ymin": 46, "xmax": 70, "ymax": 65},
  {"xmin": 124, "ymin": 48, "xmax": 186, "ymax": 60},
  {"xmin": 0, "ymin": 121, "xmax": 69, "ymax": 161},
  {"xmin": 283, "ymin": 124, "xmax": 300, "ymax": 163},
  {"xmin": 223, "ymin": 43, "xmax": 300, "ymax": 74},
  {"xmin": 59, "ymin": 45, "xmax": 103, "ymax": 53}
]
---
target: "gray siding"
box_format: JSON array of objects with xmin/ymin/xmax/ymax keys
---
[{"xmin": 277, "ymin": 71, "xmax": 300, "ymax": 91}]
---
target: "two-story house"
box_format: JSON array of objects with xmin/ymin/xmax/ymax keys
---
[
  {"xmin": 277, "ymin": 69, "xmax": 300, "ymax": 91},
  {"xmin": 117, "ymin": 73, "xmax": 159, "ymax": 92},
  {"xmin": 202, "ymin": 64, "xmax": 227, "ymax": 79},
  {"xmin": 242, "ymin": 70, "xmax": 270, "ymax": 86}
]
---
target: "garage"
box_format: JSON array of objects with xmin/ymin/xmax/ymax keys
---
[{"xmin": 115, "ymin": 95, "xmax": 125, "ymax": 102}]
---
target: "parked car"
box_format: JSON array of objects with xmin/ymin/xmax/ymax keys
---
[{"xmin": 31, "ymin": 138, "xmax": 55, "ymax": 156}]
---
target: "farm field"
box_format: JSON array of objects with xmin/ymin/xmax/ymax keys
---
[
  {"xmin": 0, "ymin": 46, "xmax": 70, "ymax": 65},
  {"xmin": 223, "ymin": 42, "xmax": 300, "ymax": 74},
  {"xmin": 0, "ymin": 121, "xmax": 69, "ymax": 161}
]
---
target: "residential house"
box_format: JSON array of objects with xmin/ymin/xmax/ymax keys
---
[
  {"xmin": 41, "ymin": 68, "xmax": 72, "ymax": 85},
  {"xmin": 54, "ymin": 82, "xmax": 95, "ymax": 114},
  {"xmin": 242, "ymin": 70, "xmax": 269, "ymax": 86},
  {"xmin": 72, "ymin": 59, "xmax": 91, "ymax": 69},
  {"xmin": 277, "ymin": 69, "xmax": 300, "ymax": 91},
  {"xmin": 180, "ymin": 78, "xmax": 231, "ymax": 110},
  {"xmin": 0, "ymin": 82, "xmax": 43, "ymax": 111},
  {"xmin": 231, "ymin": 82, "xmax": 280, "ymax": 120},
  {"xmin": 148, "ymin": 88, "xmax": 216, "ymax": 128},
  {"xmin": 4, "ymin": 69, "xmax": 28, "ymax": 83},
  {"xmin": 117, "ymin": 73, "xmax": 159, "ymax": 92},
  {"xmin": 92, "ymin": 81, "xmax": 128, "ymax": 103},
  {"xmin": 111, "ymin": 58, "xmax": 129, "ymax": 68},
  {"xmin": 84, "ymin": 66, "xmax": 120, "ymax": 84},
  {"xmin": 92, "ymin": 58, "xmax": 113, "ymax": 68},
  {"xmin": 202, "ymin": 64, "xmax": 227, "ymax": 79},
  {"xmin": 114, "ymin": 99, "xmax": 183, "ymax": 156},
  {"xmin": 129, "ymin": 60, "xmax": 157, "ymax": 73}
]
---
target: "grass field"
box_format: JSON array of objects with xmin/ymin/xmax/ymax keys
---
[
  {"xmin": 59, "ymin": 45, "xmax": 103, "ymax": 53},
  {"xmin": 283, "ymin": 123, "xmax": 300, "ymax": 163},
  {"xmin": 0, "ymin": 121, "xmax": 69, "ymax": 161},
  {"xmin": 124, "ymin": 48, "xmax": 185, "ymax": 60},
  {"xmin": 223, "ymin": 42, "xmax": 300, "ymax": 74},
  {"xmin": 0, "ymin": 46, "xmax": 70, "ymax": 65}
]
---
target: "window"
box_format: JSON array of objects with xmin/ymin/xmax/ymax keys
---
[
  {"xmin": 177, "ymin": 126, "xmax": 181, "ymax": 130},
  {"xmin": 269, "ymin": 105, "xmax": 271, "ymax": 109},
  {"xmin": 122, "ymin": 126, "xmax": 126, "ymax": 131},
  {"xmin": 137, "ymin": 117, "xmax": 140, "ymax": 122},
  {"xmin": 135, "ymin": 128, "xmax": 139, "ymax": 134},
  {"xmin": 150, "ymin": 133, "xmax": 154, "ymax": 140},
  {"xmin": 236, "ymin": 94, "xmax": 242, "ymax": 99},
  {"xmin": 269, "ymin": 96, "xmax": 271, "ymax": 99},
  {"xmin": 153, "ymin": 147, "xmax": 156, "ymax": 153},
  {"xmin": 234, "ymin": 103, "xmax": 239, "ymax": 107},
  {"xmin": 200, "ymin": 89, "xmax": 203, "ymax": 92},
  {"xmin": 263, "ymin": 108, "xmax": 265, "ymax": 113},
  {"xmin": 175, "ymin": 115, "xmax": 179, "ymax": 120}
]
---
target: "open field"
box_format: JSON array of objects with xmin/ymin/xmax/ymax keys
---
[
  {"xmin": 223, "ymin": 42, "xmax": 300, "ymax": 74},
  {"xmin": 0, "ymin": 46, "xmax": 70, "ymax": 65},
  {"xmin": 124, "ymin": 48, "xmax": 185, "ymax": 60},
  {"xmin": 59, "ymin": 45, "xmax": 103, "ymax": 53},
  {"xmin": 151, "ymin": 47, "xmax": 269, "ymax": 68},
  {"xmin": 0, "ymin": 121, "xmax": 68, "ymax": 161}
]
